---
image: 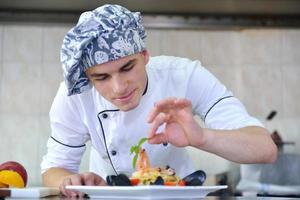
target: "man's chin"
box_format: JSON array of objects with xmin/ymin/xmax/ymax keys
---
[{"xmin": 115, "ymin": 102, "xmax": 139, "ymax": 111}]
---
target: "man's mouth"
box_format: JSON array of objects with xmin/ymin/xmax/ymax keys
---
[{"xmin": 114, "ymin": 89, "xmax": 136, "ymax": 103}]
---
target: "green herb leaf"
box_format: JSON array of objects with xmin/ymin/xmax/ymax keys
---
[
  {"xmin": 133, "ymin": 154, "xmax": 138, "ymax": 168},
  {"xmin": 130, "ymin": 146, "xmax": 137, "ymax": 154},
  {"xmin": 138, "ymin": 137, "xmax": 148, "ymax": 147}
]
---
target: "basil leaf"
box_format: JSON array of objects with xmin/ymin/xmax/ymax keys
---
[
  {"xmin": 133, "ymin": 154, "xmax": 138, "ymax": 168},
  {"xmin": 130, "ymin": 146, "xmax": 136, "ymax": 154},
  {"xmin": 138, "ymin": 137, "xmax": 148, "ymax": 147}
]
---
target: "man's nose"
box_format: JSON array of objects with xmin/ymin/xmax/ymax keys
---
[{"xmin": 112, "ymin": 76, "xmax": 127, "ymax": 94}]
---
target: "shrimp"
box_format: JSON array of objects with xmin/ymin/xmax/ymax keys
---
[
  {"xmin": 136, "ymin": 148, "xmax": 150, "ymax": 171},
  {"xmin": 132, "ymin": 148, "xmax": 181, "ymax": 185}
]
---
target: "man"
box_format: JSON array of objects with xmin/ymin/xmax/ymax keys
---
[{"xmin": 41, "ymin": 4, "xmax": 277, "ymax": 197}]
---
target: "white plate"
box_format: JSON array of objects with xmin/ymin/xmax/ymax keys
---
[{"xmin": 66, "ymin": 185, "xmax": 227, "ymax": 199}]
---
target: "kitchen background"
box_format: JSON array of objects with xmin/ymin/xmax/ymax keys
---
[{"xmin": 0, "ymin": 0, "xmax": 300, "ymax": 193}]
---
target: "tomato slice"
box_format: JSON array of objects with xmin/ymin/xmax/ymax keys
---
[
  {"xmin": 178, "ymin": 180, "xmax": 186, "ymax": 186},
  {"xmin": 130, "ymin": 178, "xmax": 140, "ymax": 186},
  {"xmin": 164, "ymin": 181, "xmax": 177, "ymax": 186}
]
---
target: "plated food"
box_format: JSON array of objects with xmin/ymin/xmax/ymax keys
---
[{"xmin": 106, "ymin": 138, "xmax": 206, "ymax": 186}]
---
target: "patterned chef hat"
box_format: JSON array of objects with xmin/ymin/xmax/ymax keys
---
[{"xmin": 61, "ymin": 4, "xmax": 146, "ymax": 95}]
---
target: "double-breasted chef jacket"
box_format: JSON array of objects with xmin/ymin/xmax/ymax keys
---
[{"xmin": 41, "ymin": 56, "xmax": 263, "ymax": 178}]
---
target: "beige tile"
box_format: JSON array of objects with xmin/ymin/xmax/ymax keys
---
[
  {"xmin": 43, "ymin": 25, "xmax": 72, "ymax": 63},
  {"xmin": 201, "ymin": 31, "xmax": 241, "ymax": 66},
  {"xmin": 145, "ymin": 29, "xmax": 161, "ymax": 56},
  {"xmin": 0, "ymin": 62, "xmax": 2, "ymax": 110},
  {"xmin": 239, "ymin": 29, "xmax": 282, "ymax": 65},
  {"xmin": 37, "ymin": 114, "xmax": 51, "ymax": 163},
  {"xmin": 0, "ymin": 25, "xmax": 3, "ymax": 61},
  {"xmin": 282, "ymin": 30, "xmax": 300, "ymax": 65},
  {"xmin": 0, "ymin": 114, "xmax": 14, "ymax": 163},
  {"xmin": 29, "ymin": 166, "xmax": 43, "ymax": 186},
  {"xmin": 205, "ymin": 66, "xmax": 242, "ymax": 98},
  {"xmin": 0, "ymin": 27, "xmax": 3, "ymax": 102},
  {"xmin": 0, "ymin": 114, "xmax": 40, "ymax": 186},
  {"xmin": 3, "ymin": 24, "xmax": 42, "ymax": 63},
  {"xmin": 40, "ymin": 62, "xmax": 63, "ymax": 114},
  {"xmin": 282, "ymin": 66, "xmax": 300, "ymax": 118},
  {"xmin": 160, "ymin": 30, "xmax": 202, "ymax": 60},
  {"xmin": 0, "ymin": 62, "xmax": 41, "ymax": 114},
  {"xmin": 239, "ymin": 66, "xmax": 283, "ymax": 118},
  {"xmin": 36, "ymin": 115, "xmax": 53, "ymax": 186}
]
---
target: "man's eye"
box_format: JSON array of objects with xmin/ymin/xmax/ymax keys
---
[
  {"xmin": 95, "ymin": 76, "xmax": 108, "ymax": 81},
  {"xmin": 122, "ymin": 65, "xmax": 134, "ymax": 72}
]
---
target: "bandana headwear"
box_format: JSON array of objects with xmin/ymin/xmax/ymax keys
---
[{"xmin": 61, "ymin": 4, "xmax": 146, "ymax": 95}]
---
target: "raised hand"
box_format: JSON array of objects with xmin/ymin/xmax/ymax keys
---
[{"xmin": 147, "ymin": 98, "xmax": 204, "ymax": 147}]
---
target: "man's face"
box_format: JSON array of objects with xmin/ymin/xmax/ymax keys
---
[{"xmin": 86, "ymin": 51, "xmax": 149, "ymax": 111}]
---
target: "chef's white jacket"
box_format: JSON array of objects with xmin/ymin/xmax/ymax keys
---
[{"xmin": 41, "ymin": 56, "xmax": 263, "ymax": 178}]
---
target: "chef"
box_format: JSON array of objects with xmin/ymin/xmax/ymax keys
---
[{"xmin": 41, "ymin": 4, "xmax": 277, "ymax": 197}]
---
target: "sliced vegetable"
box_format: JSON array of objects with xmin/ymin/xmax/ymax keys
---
[
  {"xmin": 130, "ymin": 178, "xmax": 140, "ymax": 186},
  {"xmin": 178, "ymin": 180, "xmax": 186, "ymax": 186},
  {"xmin": 164, "ymin": 181, "xmax": 177, "ymax": 186}
]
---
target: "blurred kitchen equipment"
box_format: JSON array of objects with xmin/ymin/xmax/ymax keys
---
[
  {"xmin": 266, "ymin": 110, "xmax": 277, "ymax": 120},
  {"xmin": 266, "ymin": 110, "xmax": 295, "ymax": 152},
  {"xmin": 260, "ymin": 153, "xmax": 300, "ymax": 186},
  {"xmin": 237, "ymin": 110, "xmax": 299, "ymax": 197}
]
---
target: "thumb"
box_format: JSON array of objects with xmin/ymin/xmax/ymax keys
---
[{"xmin": 148, "ymin": 133, "xmax": 168, "ymax": 144}]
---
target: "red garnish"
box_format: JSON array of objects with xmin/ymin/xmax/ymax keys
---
[
  {"xmin": 130, "ymin": 178, "xmax": 140, "ymax": 186},
  {"xmin": 178, "ymin": 180, "xmax": 186, "ymax": 186},
  {"xmin": 164, "ymin": 181, "xmax": 177, "ymax": 186}
]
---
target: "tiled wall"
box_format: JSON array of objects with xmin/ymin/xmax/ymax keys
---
[{"xmin": 0, "ymin": 23, "xmax": 299, "ymax": 186}]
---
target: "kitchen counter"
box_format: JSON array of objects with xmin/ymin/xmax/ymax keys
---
[
  {"xmin": 3, "ymin": 196, "xmax": 300, "ymax": 200},
  {"xmin": 2, "ymin": 186, "xmax": 299, "ymax": 200}
]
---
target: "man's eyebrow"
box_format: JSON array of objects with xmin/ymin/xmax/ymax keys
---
[
  {"xmin": 89, "ymin": 73, "xmax": 107, "ymax": 78},
  {"xmin": 89, "ymin": 59, "xmax": 136, "ymax": 77},
  {"xmin": 121, "ymin": 59, "xmax": 136, "ymax": 69}
]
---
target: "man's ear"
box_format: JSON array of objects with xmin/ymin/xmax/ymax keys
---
[{"xmin": 141, "ymin": 50, "xmax": 150, "ymax": 65}]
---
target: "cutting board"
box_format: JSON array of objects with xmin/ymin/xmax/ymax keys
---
[{"xmin": 0, "ymin": 187, "xmax": 60, "ymax": 198}]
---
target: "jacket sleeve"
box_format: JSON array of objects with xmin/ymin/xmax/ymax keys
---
[
  {"xmin": 41, "ymin": 82, "xmax": 90, "ymax": 174},
  {"xmin": 186, "ymin": 62, "xmax": 263, "ymax": 130}
]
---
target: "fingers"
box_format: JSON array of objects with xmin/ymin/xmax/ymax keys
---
[
  {"xmin": 59, "ymin": 177, "xmax": 70, "ymax": 197},
  {"xmin": 60, "ymin": 172, "xmax": 106, "ymax": 198},
  {"xmin": 147, "ymin": 97, "xmax": 176, "ymax": 123},
  {"xmin": 148, "ymin": 132, "xmax": 168, "ymax": 144},
  {"xmin": 60, "ymin": 176, "xmax": 84, "ymax": 198},
  {"xmin": 82, "ymin": 172, "xmax": 97, "ymax": 186},
  {"xmin": 148, "ymin": 113, "xmax": 169, "ymax": 139},
  {"xmin": 82, "ymin": 172, "xmax": 107, "ymax": 186},
  {"xmin": 94, "ymin": 175, "xmax": 107, "ymax": 186},
  {"xmin": 147, "ymin": 98, "xmax": 192, "ymax": 123},
  {"xmin": 175, "ymin": 98, "xmax": 192, "ymax": 108}
]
